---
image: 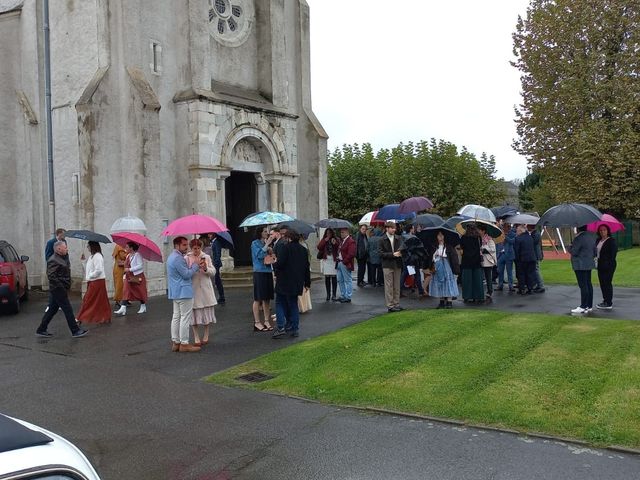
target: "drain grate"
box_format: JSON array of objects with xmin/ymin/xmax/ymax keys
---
[{"xmin": 236, "ymin": 371, "xmax": 274, "ymax": 383}]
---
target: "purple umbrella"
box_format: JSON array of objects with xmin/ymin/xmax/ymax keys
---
[{"xmin": 399, "ymin": 196, "xmax": 434, "ymax": 214}]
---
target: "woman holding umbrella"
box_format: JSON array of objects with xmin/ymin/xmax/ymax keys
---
[
  {"xmin": 115, "ymin": 242, "xmax": 148, "ymax": 315},
  {"xmin": 595, "ymin": 224, "xmax": 618, "ymax": 310},
  {"xmin": 185, "ymin": 238, "xmax": 217, "ymax": 345},
  {"xmin": 428, "ymin": 230, "xmax": 460, "ymax": 308},
  {"xmin": 459, "ymin": 223, "xmax": 485, "ymax": 304},
  {"xmin": 250, "ymin": 227, "xmax": 275, "ymax": 331},
  {"xmin": 317, "ymin": 228, "xmax": 339, "ymax": 301},
  {"xmin": 76, "ymin": 241, "xmax": 112, "ymax": 324}
]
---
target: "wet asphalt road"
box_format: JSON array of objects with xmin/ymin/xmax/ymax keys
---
[{"xmin": 1, "ymin": 282, "xmax": 639, "ymax": 479}]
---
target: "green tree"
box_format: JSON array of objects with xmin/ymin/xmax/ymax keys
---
[
  {"xmin": 512, "ymin": 0, "xmax": 640, "ymax": 217},
  {"xmin": 327, "ymin": 140, "xmax": 506, "ymax": 222}
]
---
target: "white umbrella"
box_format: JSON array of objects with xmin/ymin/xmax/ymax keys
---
[
  {"xmin": 359, "ymin": 211, "xmax": 376, "ymax": 226},
  {"xmin": 110, "ymin": 215, "xmax": 147, "ymax": 234},
  {"xmin": 457, "ymin": 204, "xmax": 496, "ymax": 223}
]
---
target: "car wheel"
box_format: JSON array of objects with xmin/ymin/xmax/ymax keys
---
[{"xmin": 21, "ymin": 281, "xmax": 29, "ymax": 301}]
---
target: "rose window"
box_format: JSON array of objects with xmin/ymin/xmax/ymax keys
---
[{"xmin": 208, "ymin": 0, "xmax": 253, "ymax": 47}]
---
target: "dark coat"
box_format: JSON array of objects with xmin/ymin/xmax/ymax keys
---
[
  {"xmin": 460, "ymin": 234, "xmax": 482, "ymax": 269},
  {"xmin": 514, "ymin": 231, "xmax": 536, "ymax": 263},
  {"xmin": 338, "ymin": 235, "xmax": 356, "ymax": 271},
  {"xmin": 530, "ymin": 230, "xmax": 544, "ymax": 261},
  {"xmin": 569, "ymin": 231, "xmax": 596, "ymax": 270},
  {"xmin": 47, "ymin": 253, "xmax": 71, "ymax": 290},
  {"xmin": 402, "ymin": 236, "xmax": 428, "ymax": 269},
  {"xmin": 380, "ymin": 234, "xmax": 404, "ymax": 269},
  {"xmin": 317, "ymin": 236, "xmax": 339, "ymax": 261},
  {"xmin": 210, "ymin": 237, "xmax": 223, "ymax": 268},
  {"xmin": 596, "ymin": 237, "xmax": 618, "ymax": 271},
  {"xmin": 273, "ymin": 242, "xmax": 311, "ymax": 296},
  {"xmin": 356, "ymin": 232, "xmax": 369, "ymax": 260}
]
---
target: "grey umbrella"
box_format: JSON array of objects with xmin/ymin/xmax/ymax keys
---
[
  {"xmin": 65, "ymin": 229, "xmax": 112, "ymax": 243},
  {"xmin": 278, "ymin": 219, "xmax": 316, "ymax": 237},
  {"xmin": 539, "ymin": 203, "xmax": 602, "ymax": 227},
  {"xmin": 504, "ymin": 213, "xmax": 540, "ymax": 225},
  {"xmin": 315, "ymin": 218, "xmax": 353, "ymax": 229},
  {"xmin": 413, "ymin": 213, "xmax": 444, "ymax": 228}
]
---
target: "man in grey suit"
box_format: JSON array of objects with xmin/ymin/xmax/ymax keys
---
[{"xmin": 568, "ymin": 226, "xmax": 597, "ymax": 315}]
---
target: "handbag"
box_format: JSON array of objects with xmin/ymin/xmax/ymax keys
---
[
  {"xmin": 126, "ymin": 273, "xmax": 142, "ymax": 283},
  {"xmin": 298, "ymin": 288, "xmax": 313, "ymax": 313},
  {"xmin": 316, "ymin": 250, "xmax": 324, "ymax": 260}
]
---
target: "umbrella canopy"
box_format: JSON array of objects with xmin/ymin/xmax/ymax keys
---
[
  {"xmin": 586, "ymin": 213, "xmax": 625, "ymax": 234},
  {"xmin": 443, "ymin": 215, "xmax": 470, "ymax": 231},
  {"xmin": 539, "ymin": 203, "xmax": 602, "ymax": 227},
  {"xmin": 504, "ymin": 213, "xmax": 540, "ymax": 225},
  {"xmin": 111, "ymin": 232, "xmax": 163, "ymax": 262},
  {"xmin": 359, "ymin": 211, "xmax": 385, "ymax": 226},
  {"xmin": 212, "ymin": 231, "xmax": 234, "ymax": 249},
  {"xmin": 109, "ymin": 215, "xmax": 147, "ymax": 234},
  {"xmin": 413, "ymin": 213, "xmax": 444, "ymax": 228},
  {"xmin": 375, "ymin": 204, "xmax": 417, "ymax": 221},
  {"xmin": 457, "ymin": 204, "xmax": 497, "ymax": 222},
  {"xmin": 162, "ymin": 214, "xmax": 228, "ymax": 236},
  {"xmin": 491, "ymin": 205, "xmax": 519, "ymax": 219},
  {"xmin": 238, "ymin": 211, "xmax": 294, "ymax": 228},
  {"xmin": 315, "ymin": 218, "xmax": 353, "ymax": 229},
  {"xmin": 278, "ymin": 219, "xmax": 316, "ymax": 237},
  {"xmin": 399, "ymin": 196, "xmax": 434, "ymax": 214},
  {"xmin": 456, "ymin": 220, "xmax": 504, "ymax": 242},
  {"xmin": 416, "ymin": 226, "xmax": 460, "ymax": 247},
  {"xmin": 65, "ymin": 230, "xmax": 111, "ymax": 243}
]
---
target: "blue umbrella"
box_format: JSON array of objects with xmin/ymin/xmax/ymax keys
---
[
  {"xmin": 239, "ymin": 211, "xmax": 294, "ymax": 228},
  {"xmin": 375, "ymin": 204, "xmax": 417, "ymax": 221},
  {"xmin": 213, "ymin": 230, "xmax": 234, "ymax": 249},
  {"xmin": 278, "ymin": 219, "xmax": 317, "ymax": 237}
]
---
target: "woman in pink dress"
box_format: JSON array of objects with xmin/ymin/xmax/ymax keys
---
[{"xmin": 185, "ymin": 238, "xmax": 217, "ymax": 345}]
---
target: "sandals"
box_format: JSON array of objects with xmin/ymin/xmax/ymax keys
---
[
  {"xmin": 263, "ymin": 322, "xmax": 274, "ymax": 331},
  {"xmin": 254, "ymin": 324, "xmax": 267, "ymax": 332}
]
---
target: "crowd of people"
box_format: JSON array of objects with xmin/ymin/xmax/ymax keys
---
[{"xmin": 34, "ymin": 217, "xmax": 618, "ymax": 346}]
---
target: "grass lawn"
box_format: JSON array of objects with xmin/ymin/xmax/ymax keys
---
[
  {"xmin": 208, "ymin": 309, "xmax": 640, "ymax": 449},
  {"xmin": 541, "ymin": 247, "xmax": 640, "ymax": 287}
]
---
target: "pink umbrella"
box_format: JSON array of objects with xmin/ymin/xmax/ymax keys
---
[
  {"xmin": 587, "ymin": 213, "xmax": 625, "ymax": 233},
  {"xmin": 161, "ymin": 214, "xmax": 228, "ymax": 236},
  {"xmin": 399, "ymin": 196, "xmax": 434, "ymax": 214},
  {"xmin": 111, "ymin": 232, "xmax": 163, "ymax": 262}
]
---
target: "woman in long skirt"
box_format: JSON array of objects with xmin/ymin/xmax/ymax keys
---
[
  {"xmin": 77, "ymin": 241, "xmax": 112, "ymax": 323},
  {"xmin": 185, "ymin": 238, "xmax": 217, "ymax": 345},
  {"xmin": 429, "ymin": 230, "xmax": 460, "ymax": 309},
  {"xmin": 115, "ymin": 242, "xmax": 148, "ymax": 315},
  {"xmin": 460, "ymin": 223, "xmax": 485, "ymax": 303},
  {"xmin": 112, "ymin": 244, "xmax": 127, "ymax": 309}
]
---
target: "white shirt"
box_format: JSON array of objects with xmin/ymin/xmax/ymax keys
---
[
  {"xmin": 433, "ymin": 244, "xmax": 447, "ymax": 261},
  {"xmin": 85, "ymin": 253, "xmax": 106, "ymax": 281},
  {"xmin": 129, "ymin": 252, "xmax": 144, "ymax": 275},
  {"xmin": 386, "ymin": 233, "xmax": 395, "ymax": 250}
]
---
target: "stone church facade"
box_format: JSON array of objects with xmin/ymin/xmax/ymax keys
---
[{"xmin": 0, "ymin": 0, "xmax": 327, "ymax": 294}]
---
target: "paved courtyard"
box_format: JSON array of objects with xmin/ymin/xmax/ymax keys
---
[{"xmin": 1, "ymin": 282, "xmax": 639, "ymax": 479}]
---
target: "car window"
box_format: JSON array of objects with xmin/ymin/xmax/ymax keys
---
[
  {"xmin": 0, "ymin": 247, "xmax": 7, "ymax": 262},
  {"xmin": 8, "ymin": 245, "xmax": 20, "ymax": 262}
]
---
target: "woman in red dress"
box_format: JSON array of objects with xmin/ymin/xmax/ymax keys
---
[
  {"xmin": 77, "ymin": 241, "xmax": 112, "ymax": 324},
  {"xmin": 114, "ymin": 242, "xmax": 148, "ymax": 315}
]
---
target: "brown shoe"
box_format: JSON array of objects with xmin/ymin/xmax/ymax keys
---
[
  {"xmin": 179, "ymin": 344, "xmax": 201, "ymax": 353},
  {"xmin": 171, "ymin": 342, "xmax": 180, "ymax": 352}
]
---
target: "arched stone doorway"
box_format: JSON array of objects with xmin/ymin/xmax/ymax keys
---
[{"xmin": 225, "ymin": 171, "xmax": 257, "ymax": 266}]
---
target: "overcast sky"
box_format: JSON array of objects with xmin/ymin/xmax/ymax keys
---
[{"xmin": 306, "ymin": 0, "xmax": 531, "ymax": 181}]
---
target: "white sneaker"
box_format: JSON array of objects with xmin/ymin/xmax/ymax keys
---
[
  {"xmin": 137, "ymin": 304, "xmax": 147, "ymax": 314},
  {"xmin": 585, "ymin": 307, "xmax": 593, "ymax": 314},
  {"xmin": 571, "ymin": 306, "xmax": 587, "ymax": 315}
]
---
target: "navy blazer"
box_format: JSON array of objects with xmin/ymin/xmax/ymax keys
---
[
  {"xmin": 514, "ymin": 232, "xmax": 536, "ymax": 263},
  {"xmin": 273, "ymin": 242, "xmax": 311, "ymax": 296},
  {"xmin": 569, "ymin": 231, "xmax": 596, "ymax": 271}
]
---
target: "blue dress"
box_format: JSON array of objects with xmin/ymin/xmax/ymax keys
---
[{"xmin": 429, "ymin": 248, "xmax": 459, "ymax": 298}]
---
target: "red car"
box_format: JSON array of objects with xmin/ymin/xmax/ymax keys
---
[{"xmin": 0, "ymin": 240, "xmax": 29, "ymax": 314}]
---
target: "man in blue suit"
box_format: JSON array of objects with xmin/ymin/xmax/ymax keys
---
[{"xmin": 167, "ymin": 236, "xmax": 201, "ymax": 352}]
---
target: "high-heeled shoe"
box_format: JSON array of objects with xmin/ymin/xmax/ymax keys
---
[
  {"xmin": 254, "ymin": 324, "xmax": 267, "ymax": 332},
  {"xmin": 263, "ymin": 322, "xmax": 274, "ymax": 331}
]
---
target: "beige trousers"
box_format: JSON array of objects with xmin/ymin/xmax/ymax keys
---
[{"xmin": 383, "ymin": 267, "xmax": 401, "ymax": 308}]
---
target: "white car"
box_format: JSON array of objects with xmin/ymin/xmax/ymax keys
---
[{"xmin": 0, "ymin": 414, "xmax": 101, "ymax": 480}]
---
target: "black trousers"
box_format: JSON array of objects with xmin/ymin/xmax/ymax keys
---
[
  {"xmin": 516, "ymin": 261, "xmax": 536, "ymax": 292},
  {"xmin": 574, "ymin": 269, "xmax": 593, "ymax": 309},
  {"xmin": 213, "ymin": 268, "xmax": 225, "ymax": 302},
  {"xmin": 38, "ymin": 288, "xmax": 79, "ymax": 334},
  {"xmin": 356, "ymin": 258, "xmax": 368, "ymax": 285},
  {"xmin": 598, "ymin": 267, "xmax": 615, "ymax": 305}
]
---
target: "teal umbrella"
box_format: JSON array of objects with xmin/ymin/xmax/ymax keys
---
[{"xmin": 238, "ymin": 211, "xmax": 294, "ymax": 228}]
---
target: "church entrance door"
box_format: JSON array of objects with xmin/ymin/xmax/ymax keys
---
[{"xmin": 225, "ymin": 172, "xmax": 257, "ymax": 267}]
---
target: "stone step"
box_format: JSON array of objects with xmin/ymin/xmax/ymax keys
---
[{"xmin": 220, "ymin": 269, "xmax": 323, "ymax": 288}]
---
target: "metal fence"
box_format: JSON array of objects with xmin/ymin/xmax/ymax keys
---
[{"xmin": 613, "ymin": 221, "xmax": 635, "ymax": 250}]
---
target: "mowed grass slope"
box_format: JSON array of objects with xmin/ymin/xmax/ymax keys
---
[
  {"xmin": 208, "ymin": 310, "xmax": 640, "ymax": 448},
  {"xmin": 541, "ymin": 247, "xmax": 640, "ymax": 287}
]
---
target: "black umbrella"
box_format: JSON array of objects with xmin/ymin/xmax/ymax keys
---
[
  {"xmin": 65, "ymin": 229, "xmax": 112, "ymax": 243},
  {"xmin": 504, "ymin": 213, "xmax": 540, "ymax": 225},
  {"xmin": 315, "ymin": 218, "xmax": 353, "ymax": 229},
  {"xmin": 413, "ymin": 213, "xmax": 444, "ymax": 228},
  {"xmin": 539, "ymin": 203, "xmax": 602, "ymax": 227},
  {"xmin": 417, "ymin": 227, "xmax": 460, "ymax": 247},
  {"xmin": 491, "ymin": 205, "xmax": 519, "ymax": 219},
  {"xmin": 278, "ymin": 219, "xmax": 317, "ymax": 237},
  {"xmin": 443, "ymin": 215, "xmax": 470, "ymax": 231}
]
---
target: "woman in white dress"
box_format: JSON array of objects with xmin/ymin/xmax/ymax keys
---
[
  {"xmin": 185, "ymin": 238, "xmax": 217, "ymax": 346},
  {"xmin": 316, "ymin": 228, "xmax": 339, "ymax": 301}
]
